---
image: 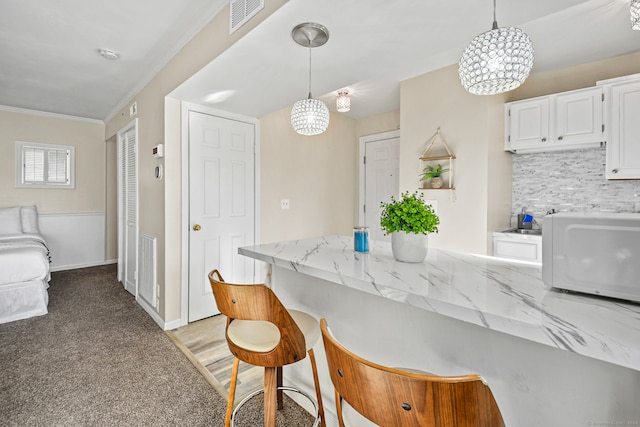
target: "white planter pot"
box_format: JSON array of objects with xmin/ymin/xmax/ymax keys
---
[{"xmin": 391, "ymin": 231, "xmax": 428, "ymax": 263}]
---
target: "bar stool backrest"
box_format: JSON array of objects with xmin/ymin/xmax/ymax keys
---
[
  {"xmin": 208, "ymin": 270, "xmax": 307, "ymax": 367},
  {"xmin": 320, "ymin": 319, "xmax": 505, "ymax": 427}
]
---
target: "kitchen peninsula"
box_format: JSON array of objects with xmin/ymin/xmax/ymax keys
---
[{"xmin": 239, "ymin": 235, "xmax": 640, "ymax": 426}]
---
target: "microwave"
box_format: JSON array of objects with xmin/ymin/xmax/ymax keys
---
[{"xmin": 542, "ymin": 212, "xmax": 640, "ymax": 303}]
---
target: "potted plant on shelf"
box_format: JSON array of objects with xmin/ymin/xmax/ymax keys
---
[
  {"xmin": 421, "ymin": 164, "xmax": 449, "ymax": 189},
  {"xmin": 380, "ymin": 191, "xmax": 440, "ymax": 262}
]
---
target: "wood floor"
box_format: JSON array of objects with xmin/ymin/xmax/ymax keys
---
[{"xmin": 166, "ymin": 314, "xmax": 263, "ymax": 402}]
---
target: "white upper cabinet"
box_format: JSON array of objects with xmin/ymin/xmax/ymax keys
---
[
  {"xmin": 505, "ymin": 87, "xmax": 604, "ymax": 153},
  {"xmin": 505, "ymin": 97, "xmax": 550, "ymax": 151},
  {"xmin": 601, "ymin": 78, "xmax": 640, "ymax": 179}
]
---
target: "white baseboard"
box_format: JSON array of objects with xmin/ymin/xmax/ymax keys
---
[
  {"xmin": 137, "ymin": 296, "xmax": 165, "ymax": 329},
  {"xmin": 50, "ymin": 259, "xmax": 117, "ymax": 272},
  {"xmin": 163, "ymin": 318, "xmax": 186, "ymax": 331}
]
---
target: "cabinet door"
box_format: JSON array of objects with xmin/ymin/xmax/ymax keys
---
[
  {"xmin": 607, "ymin": 81, "xmax": 640, "ymax": 179},
  {"xmin": 554, "ymin": 87, "xmax": 603, "ymax": 147},
  {"xmin": 505, "ymin": 98, "xmax": 549, "ymax": 151},
  {"xmin": 493, "ymin": 236, "xmax": 542, "ymax": 264}
]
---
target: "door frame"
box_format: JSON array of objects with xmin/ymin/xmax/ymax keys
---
[
  {"xmin": 179, "ymin": 102, "xmax": 261, "ymax": 325},
  {"xmin": 116, "ymin": 118, "xmax": 139, "ymax": 293},
  {"xmin": 358, "ymin": 129, "xmax": 400, "ymax": 225}
]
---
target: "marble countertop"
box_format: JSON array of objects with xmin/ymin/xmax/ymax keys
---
[{"xmin": 239, "ymin": 235, "xmax": 640, "ymax": 371}]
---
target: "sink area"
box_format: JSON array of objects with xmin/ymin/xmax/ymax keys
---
[{"xmin": 502, "ymin": 228, "xmax": 542, "ymax": 235}]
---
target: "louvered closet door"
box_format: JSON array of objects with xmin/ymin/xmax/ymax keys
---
[{"xmin": 119, "ymin": 126, "xmax": 138, "ymax": 296}]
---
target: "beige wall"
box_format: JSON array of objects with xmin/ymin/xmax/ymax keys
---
[
  {"xmin": 104, "ymin": 1, "xmax": 288, "ymax": 322},
  {"xmin": 0, "ymin": 108, "xmax": 106, "ymax": 214},
  {"xmin": 260, "ymin": 109, "xmax": 358, "ymax": 243},
  {"xmin": 105, "ymin": 138, "xmax": 118, "ymax": 261},
  {"xmin": 507, "ymin": 51, "xmax": 640, "ymax": 101},
  {"xmin": 355, "ymin": 110, "xmax": 400, "ymax": 138},
  {"xmin": 400, "ymin": 65, "xmax": 511, "ymax": 255}
]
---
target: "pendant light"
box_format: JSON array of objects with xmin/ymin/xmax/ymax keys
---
[
  {"xmin": 458, "ymin": 0, "xmax": 534, "ymax": 95},
  {"xmin": 290, "ymin": 23, "xmax": 330, "ymax": 136},
  {"xmin": 336, "ymin": 90, "xmax": 351, "ymax": 112},
  {"xmin": 631, "ymin": 0, "xmax": 640, "ymax": 30}
]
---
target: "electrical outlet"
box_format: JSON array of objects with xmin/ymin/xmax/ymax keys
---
[{"xmin": 280, "ymin": 199, "xmax": 290, "ymax": 210}]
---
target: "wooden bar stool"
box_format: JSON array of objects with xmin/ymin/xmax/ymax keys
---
[
  {"xmin": 320, "ymin": 318, "xmax": 505, "ymax": 427},
  {"xmin": 208, "ymin": 270, "xmax": 326, "ymax": 427}
]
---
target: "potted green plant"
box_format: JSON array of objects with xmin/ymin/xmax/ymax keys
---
[
  {"xmin": 380, "ymin": 191, "xmax": 440, "ymax": 262},
  {"xmin": 421, "ymin": 164, "xmax": 449, "ymax": 189}
]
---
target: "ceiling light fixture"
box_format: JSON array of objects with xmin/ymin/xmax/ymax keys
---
[
  {"xmin": 631, "ymin": 0, "xmax": 640, "ymax": 30},
  {"xmin": 98, "ymin": 49, "xmax": 119, "ymax": 60},
  {"xmin": 290, "ymin": 22, "xmax": 330, "ymax": 136},
  {"xmin": 458, "ymin": 0, "xmax": 534, "ymax": 95},
  {"xmin": 336, "ymin": 90, "xmax": 351, "ymax": 112}
]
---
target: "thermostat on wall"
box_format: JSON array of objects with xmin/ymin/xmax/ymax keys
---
[{"xmin": 152, "ymin": 144, "xmax": 163, "ymax": 158}]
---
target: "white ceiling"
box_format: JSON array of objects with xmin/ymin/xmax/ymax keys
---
[
  {"xmin": 0, "ymin": 0, "xmax": 227, "ymax": 120},
  {"xmin": 2, "ymin": 0, "xmax": 639, "ymax": 122}
]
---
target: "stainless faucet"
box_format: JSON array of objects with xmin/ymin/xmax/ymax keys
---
[{"xmin": 517, "ymin": 208, "xmax": 533, "ymax": 230}]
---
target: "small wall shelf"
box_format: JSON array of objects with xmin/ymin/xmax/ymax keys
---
[{"xmin": 419, "ymin": 127, "xmax": 456, "ymax": 192}]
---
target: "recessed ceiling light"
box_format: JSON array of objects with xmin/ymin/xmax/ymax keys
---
[{"xmin": 98, "ymin": 49, "xmax": 119, "ymax": 60}]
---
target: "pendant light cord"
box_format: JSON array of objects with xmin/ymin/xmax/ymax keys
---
[
  {"xmin": 492, "ymin": 0, "xmax": 499, "ymax": 30},
  {"xmin": 307, "ymin": 40, "xmax": 312, "ymax": 99}
]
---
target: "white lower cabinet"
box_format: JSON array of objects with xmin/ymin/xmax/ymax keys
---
[{"xmin": 492, "ymin": 232, "xmax": 542, "ymax": 264}]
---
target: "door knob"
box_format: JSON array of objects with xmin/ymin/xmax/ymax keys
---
[{"xmin": 193, "ymin": 224, "xmax": 201, "ymax": 231}]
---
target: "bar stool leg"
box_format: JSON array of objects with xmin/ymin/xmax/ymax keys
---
[
  {"xmin": 264, "ymin": 366, "xmax": 277, "ymax": 427},
  {"xmin": 226, "ymin": 357, "xmax": 240, "ymax": 427},
  {"xmin": 308, "ymin": 348, "xmax": 326, "ymax": 427},
  {"xmin": 276, "ymin": 366, "xmax": 284, "ymax": 410}
]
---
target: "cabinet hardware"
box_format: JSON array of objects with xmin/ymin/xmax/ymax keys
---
[
  {"xmin": 541, "ymin": 137, "xmax": 547, "ymax": 142},
  {"xmin": 558, "ymin": 136, "xmax": 563, "ymax": 141},
  {"xmin": 612, "ymin": 169, "xmax": 619, "ymax": 174}
]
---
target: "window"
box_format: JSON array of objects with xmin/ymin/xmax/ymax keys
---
[{"xmin": 15, "ymin": 141, "xmax": 75, "ymax": 189}]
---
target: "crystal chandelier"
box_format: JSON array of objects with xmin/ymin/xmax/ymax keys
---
[
  {"xmin": 336, "ymin": 90, "xmax": 351, "ymax": 112},
  {"xmin": 290, "ymin": 23, "xmax": 330, "ymax": 136},
  {"xmin": 631, "ymin": 0, "xmax": 640, "ymax": 30},
  {"xmin": 458, "ymin": 0, "xmax": 534, "ymax": 95}
]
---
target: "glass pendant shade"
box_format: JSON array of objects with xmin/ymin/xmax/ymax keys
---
[
  {"xmin": 291, "ymin": 97, "xmax": 330, "ymax": 136},
  {"xmin": 290, "ymin": 22, "xmax": 330, "ymax": 136},
  {"xmin": 459, "ymin": 25, "xmax": 534, "ymax": 95},
  {"xmin": 632, "ymin": 0, "xmax": 640, "ymax": 30},
  {"xmin": 336, "ymin": 90, "xmax": 351, "ymax": 112}
]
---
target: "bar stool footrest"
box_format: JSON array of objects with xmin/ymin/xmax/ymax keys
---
[{"xmin": 230, "ymin": 386, "xmax": 320, "ymax": 427}]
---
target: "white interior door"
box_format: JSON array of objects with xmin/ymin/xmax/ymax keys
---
[
  {"xmin": 363, "ymin": 134, "xmax": 399, "ymax": 242},
  {"xmin": 117, "ymin": 121, "xmax": 138, "ymax": 295},
  {"xmin": 188, "ymin": 111, "xmax": 256, "ymax": 322}
]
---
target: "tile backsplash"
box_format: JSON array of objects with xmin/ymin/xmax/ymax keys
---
[{"xmin": 512, "ymin": 146, "xmax": 640, "ymax": 222}]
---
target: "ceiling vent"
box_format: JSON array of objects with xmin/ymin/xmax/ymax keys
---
[{"xmin": 230, "ymin": 0, "xmax": 264, "ymax": 34}]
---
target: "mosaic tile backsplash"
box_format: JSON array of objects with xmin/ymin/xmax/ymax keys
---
[{"xmin": 511, "ymin": 146, "xmax": 640, "ymax": 223}]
